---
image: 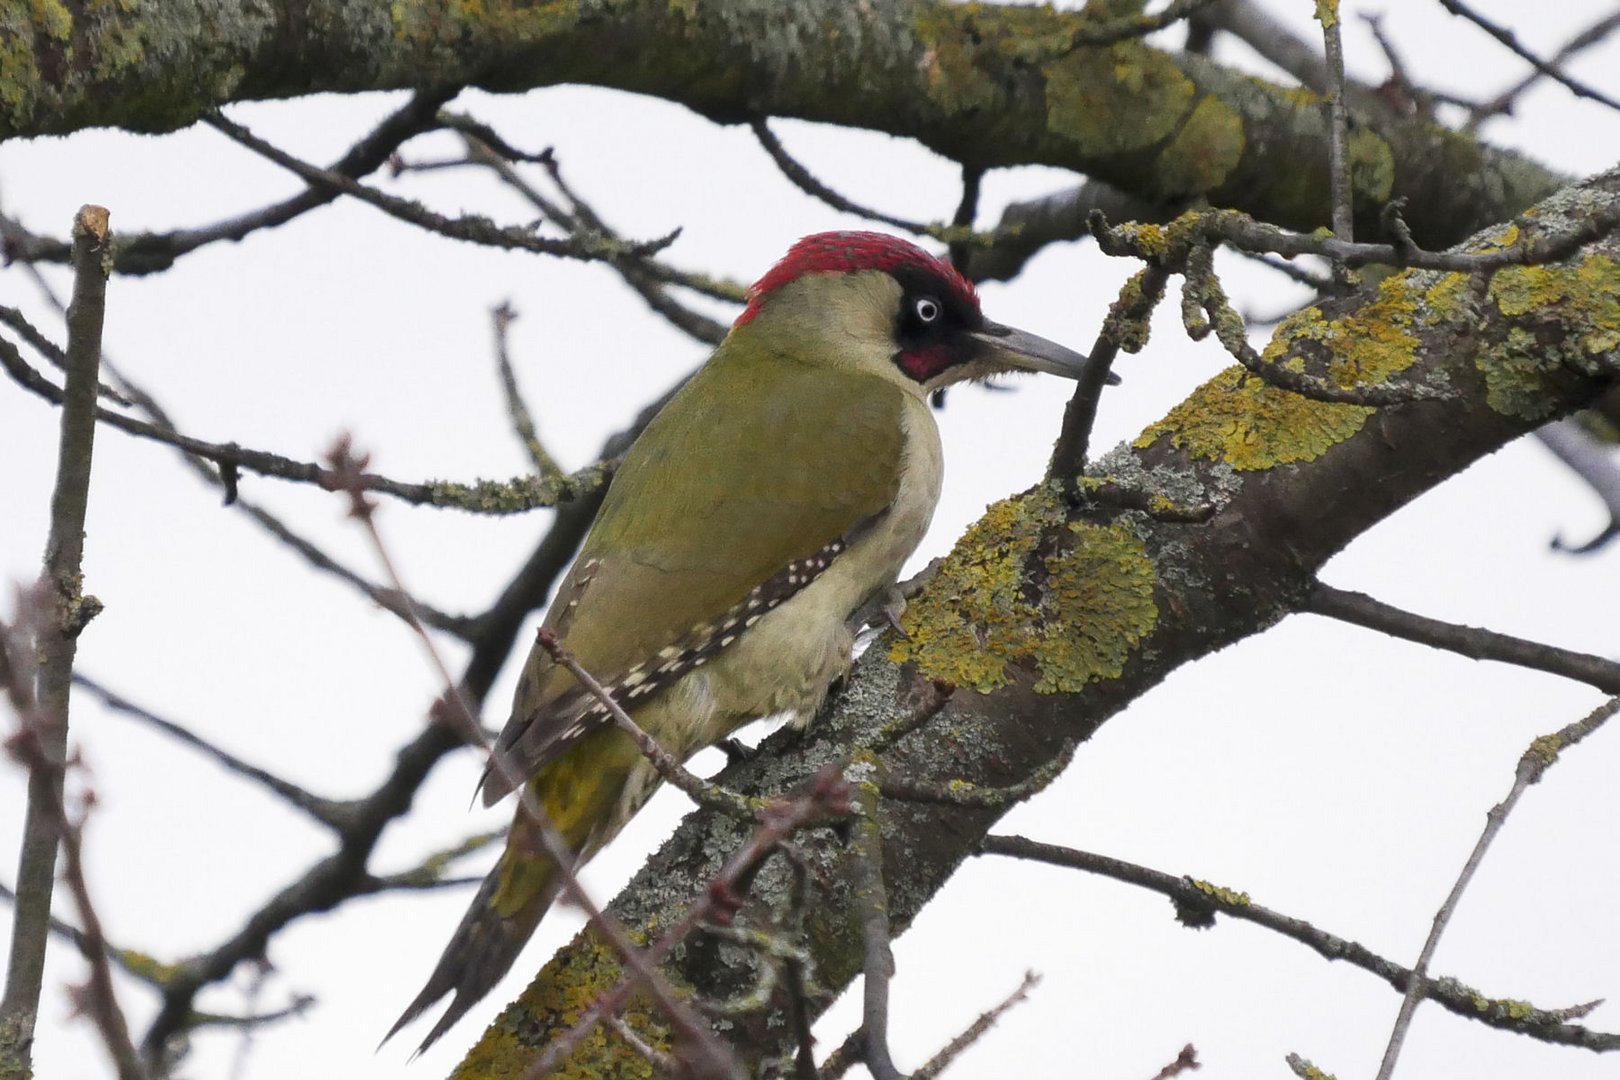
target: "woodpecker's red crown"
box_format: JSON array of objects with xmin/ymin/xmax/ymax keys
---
[{"xmin": 736, "ymin": 231, "xmax": 979, "ymax": 327}]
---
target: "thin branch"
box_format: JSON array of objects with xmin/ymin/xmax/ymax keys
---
[
  {"xmin": 0, "ymin": 90, "xmax": 456, "ymax": 275},
  {"xmin": 1049, "ymin": 266, "xmax": 1170, "ymax": 481},
  {"xmin": 849, "ymin": 757, "xmax": 902, "ymax": 1080},
  {"xmin": 749, "ymin": 118, "xmax": 933, "ymax": 237},
  {"xmin": 1315, "ymin": 1, "xmax": 1356, "ymax": 265},
  {"xmin": 1068, "ymin": 0, "xmax": 1219, "ymax": 46},
  {"xmin": 1466, "ymin": 12, "xmax": 1620, "ymax": 131},
  {"xmin": 1373, "ymin": 696, "xmax": 1620, "ymax": 1080},
  {"xmin": 1146, "ymin": 1044, "xmax": 1201, "ymax": 1080},
  {"xmin": 947, "ymin": 164, "xmax": 985, "ymax": 272},
  {"xmin": 490, "ymin": 302, "xmax": 564, "ymax": 478},
  {"xmin": 979, "ymin": 834, "xmax": 1620, "ymax": 1050},
  {"xmin": 2, "ymin": 207, "xmax": 113, "ymax": 1073},
  {"xmin": 0, "ymin": 333, "xmax": 610, "ymax": 513},
  {"xmin": 71, "ymin": 674, "xmax": 355, "ymax": 829},
  {"xmin": 204, "ymin": 111, "xmax": 678, "ymax": 264},
  {"xmin": 537, "ymin": 630, "xmax": 760, "ymax": 818},
  {"xmin": 959, "ymin": 178, "xmax": 1172, "ymax": 284},
  {"xmin": 1305, "ymin": 583, "xmax": 1620, "ymax": 694},
  {"xmin": 429, "ymin": 129, "xmax": 734, "ymax": 344},
  {"xmin": 911, "ymin": 971, "xmax": 1041, "ymax": 1080},
  {"xmin": 1439, "ymin": 0, "xmax": 1620, "ymax": 116},
  {"xmin": 0, "ymin": 306, "xmax": 130, "ymax": 404},
  {"xmin": 818, "ymin": 1026, "xmax": 864, "ymax": 1079}
]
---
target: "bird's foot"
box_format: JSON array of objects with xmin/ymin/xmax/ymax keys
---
[{"xmin": 717, "ymin": 737, "xmax": 754, "ymax": 765}]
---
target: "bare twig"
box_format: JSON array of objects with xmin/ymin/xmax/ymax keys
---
[
  {"xmin": 911, "ymin": 971, "xmax": 1041, "ymax": 1080},
  {"xmin": 71, "ymin": 674, "xmax": 355, "ymax": 828},
  {"xmin": 1049, "ymin": 266, "xmax": 1170, "ymax": 481},
  {"xmin": 1373, "ymin": 697, "xmax": 1620, "ymax": 1080},
  {"xmin": 1146, "ymin": 1043, "xmax": 1201, "ymax": 1080},
  {"xmin": 978, "ymin": 834, "xmax": 1620, "ymax": 1049},
  {"xmin": 749, "ymin": 118, "xmax": 934, "ymax": 238},
  {"xmin": 2, "ymin": 260, "xmax": 475, "ymax": 633},
  {"xmin": 2, "ymin": 206, "xmax": 113, "ymax": 1073},
  {"xmin": 1315, "ymin": 0, "xmax": 1356, "ymax": 284},
  {"xmin": 204, "ymin": 111, "xmax": 679, "ymax": 264},
  {"xmin": 1466, "ymin": 12, "xmax": 1620, "ymax": 130},
  {"xmin": 537, "ymin": 630, "xmax": 760, "ymax": 818},
  {"xmin": 818, "ymin": 1026, "xmax": 865, "ymax": 1079},
  {"xmin": 1305, "ymin": 583, "xmax": 1620, "ymax": 693},
  {"xmin": 1439, "ymin": 0, "xmax": 1620, "ymax": 116},
  {"xmin": 849, "ymin": 756, "xmax": 902, "ymax": 1080},
  {"xmin": 431, "ymin": 132, "xmax": 737, "ymax": 344},
  {"xmin": 491, "ymin": 302, "xmax": 564, "ymax": 478},
  {"xmin": 1286, "ymin": 1053, "xmax": 1335, "ymax": 1079},
  {"xmin": 0, "ymin": 91, "xmax": 456, "ymax": 275},
  {"xmin": 0, "ymin": 334, "xmax": 610, "ymax": 513},
  {"xmin": 0, "ymin": 306, "xmax": 130, "ymax": 404}
]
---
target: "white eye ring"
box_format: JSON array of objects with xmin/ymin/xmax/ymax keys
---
[{"xmin": 915, "ymin": 297, "xmax": 941, "ymax": 323}]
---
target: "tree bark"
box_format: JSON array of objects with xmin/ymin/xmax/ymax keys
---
[{"xmin": 2, "ymin": 0, "xmax": 1559, "ymax": 250}]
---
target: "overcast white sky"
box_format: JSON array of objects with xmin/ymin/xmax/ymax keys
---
[{"xmin": 4, "ymin": 2, "xmax": 1620, "ymax": 1078}]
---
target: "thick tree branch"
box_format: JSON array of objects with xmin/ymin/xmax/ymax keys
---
[
  {"xmin": 1, "ymin": 1, "xmax": 1561, "ymax": 252},
  {"xmin": 461, "ymin": 165, "xmax": 1620, "ymax": 1075}
]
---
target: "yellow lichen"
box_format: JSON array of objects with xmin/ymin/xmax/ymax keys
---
[
  {"xmin": 1190, "ymin": 879, "xmax": 1250, "ymax": 907},
  {"xmin": 1478, "ymin": 327, "xmax": 1556, "ymax": 421},
  {"xmin": 1157, "ymin": 95, "xmax": 1245, "ymax": 194},
  {"xmin": 1346, "ymin": 128, "xmax": 1394, "ymax": 203},
  {"xmin": 912, "ymin": 6, "xmax": 1000, "ymax": 115},
  {"xmin": 1135, "ymin": 366, "xmax": 1370, "ymax": 471},
  {"xmin": 893, "ymin": 493, "xmax": 1157, "ymax": 694},
  {"xmin": 1136, "ymin": 275, "xmax": 1424, "ymax": 469},
  {"xmin": 1421, "ymin": 271, "xmax": 1472, "ymax": 320},
  {"xmin": 1477, "ymin": 254, "xmax": 1620, "ymax": 418},
  {"xmin": 1490, "ymin": 255, "xmax": 1620, "ymax": 353},
  {"xmin": 454, "ymin": 927, "xmax": 670, "ymax": 1080},
  {"xmin": 1044, "ymin": 43, "xmax": 1193, "ymax": 156}
]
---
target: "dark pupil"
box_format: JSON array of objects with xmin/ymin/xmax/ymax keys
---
[{"xmin": 917, "ymin": 298, "xmax": 939, "ymax": 321}]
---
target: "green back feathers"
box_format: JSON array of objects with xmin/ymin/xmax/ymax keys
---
[{"xmin": 490, "ymin": 330, "xmax": 908, "ymax": 788}]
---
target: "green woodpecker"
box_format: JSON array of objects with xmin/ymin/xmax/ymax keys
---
[{"xmin": 388, "ymin": 231, "xmax": 1089, "ymax": 1051}]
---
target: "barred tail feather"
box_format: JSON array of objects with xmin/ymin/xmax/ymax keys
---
[{"xmin": 382, "ymin": 856, "xmax": 561, "ymax": 1056}]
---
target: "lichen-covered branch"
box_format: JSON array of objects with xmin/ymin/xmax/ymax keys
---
[
  {"xmin": 455, "ymin": 166, "xmax": 1620, "ymax": 1077},
  {"xmin": 0, "ymin": 0, "xmax": 1561, "ymax": 251}
]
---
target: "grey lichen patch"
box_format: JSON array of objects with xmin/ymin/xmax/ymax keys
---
[
  {"xmin": 390, "ymin": 0, "xmax": 582, "ymax": 57},
  {"xmin": 1477, "ymin": 326, "xmax": 1557, "ymax": 421}
]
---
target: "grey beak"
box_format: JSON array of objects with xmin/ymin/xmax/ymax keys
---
[{"xmin": 971, "ymin": 320, "xmax": 1115, "ymax": 383}]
